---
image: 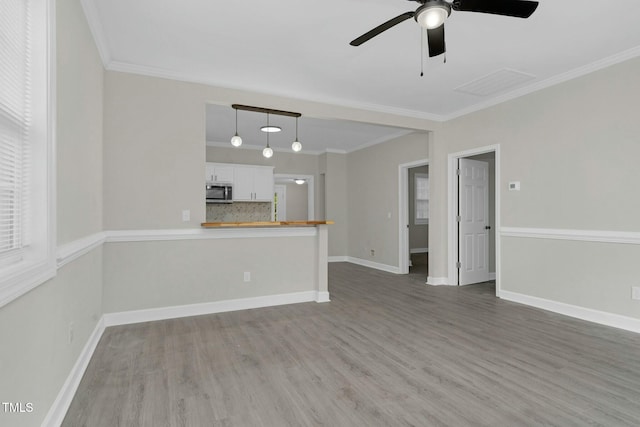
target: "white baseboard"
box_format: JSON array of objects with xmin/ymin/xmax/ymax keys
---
[
  {"xmin": 42, "ymin": 317, "xmax": 106, "ymax": 427},
  {"xmin": 426, "ymin": 276, "xmax": 451, "ymax": 286},
  {"xmin": 103, "ymin": 290, "xmax": 323, "ymax": 327},
  {"xmin": 489, "ymin": 272, "xmax": 496, "ymax": 281},
  {"xmin": 345, "ymin": 257, "xmax": 401, "ymax": 274},
  {"xmin": 499, "ymin": 290, "xmax": 640, "ymax": 334},
  {"xmin": 328, "ymin": 256, "xmax": 401, "ymax": 274},
  {"xmin": 410, "ymin": 248, "xmax": 429, "ymax": 254},
  {"xmin": 316, "ymin": 291, "xmax": 331, "ymax": 303}
]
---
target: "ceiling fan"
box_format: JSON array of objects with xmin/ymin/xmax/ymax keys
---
[{"xmin": 350, "ymin": 0, "xmax": 539, "ymax": 58}]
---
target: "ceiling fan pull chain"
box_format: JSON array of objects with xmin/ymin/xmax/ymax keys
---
[{"xmin": 420, "ymin": 28, "xmax": 425, "ymax": 77}]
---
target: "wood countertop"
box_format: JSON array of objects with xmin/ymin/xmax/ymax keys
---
[{"xmin": 201, "ymin": 220, "xmax": 334, "ymax": 228}]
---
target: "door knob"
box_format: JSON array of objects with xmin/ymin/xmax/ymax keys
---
[{"xmin": 485, "ymin": 225, "xmax": 491, "ymax": 230}]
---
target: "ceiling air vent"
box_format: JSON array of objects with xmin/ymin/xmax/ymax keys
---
[{"xmin": 454, "ymin": 68, "xmax": 536, "ymax": 97}]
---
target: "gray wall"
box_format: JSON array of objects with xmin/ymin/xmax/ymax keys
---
[
  {"xmin": 429, "ymin": 56, "xmax": 640, "ymax": 319},
  {"xmin": 284, "ymin": 182, "xmax": 309, "ymax": 221},
  {"xmin": 0, "ymin": 0, "xmax": 105, "ymax": 425},
  {"xmin": 347, "ymin": 132, "xmax": 429, "ymax": 268}
]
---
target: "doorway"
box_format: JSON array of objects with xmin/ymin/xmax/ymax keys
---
[
  {"xmin": 448, "ymin": 146, "xmax": 499, "ymax": 293},
  {"xmin": 273, "ymin": 174, "xmax": 315, "ymax": 220},
  {"xmin": 398, "ymin": 159, "xmax": 429, "ymax": 277}
]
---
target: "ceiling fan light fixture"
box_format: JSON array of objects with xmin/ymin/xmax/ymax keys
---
[{"xmin": 416, "ymin": 1, "xmax": 451, "ymax": 30}]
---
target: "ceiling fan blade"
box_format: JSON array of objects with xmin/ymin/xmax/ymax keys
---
[
  {"xmin": 453, "ymin": 0, "xmax": 539, "ymax": 18},
  {"xmin": 427, "ymin": 24, "xmax": 445, "ymax": 57},
  {"xmin": 350, "ymin": 12, "xmax": 415, "ymax": 46}
]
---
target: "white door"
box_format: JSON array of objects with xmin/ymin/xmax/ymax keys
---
[
  {"xmin": 458, "ymin": 158, "xmax": 489, "ymax": 286},
  {"xmin": 274, "ymin": 185, "xmax": 286, "ymax": 221}
]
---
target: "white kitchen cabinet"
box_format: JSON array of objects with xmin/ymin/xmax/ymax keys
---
[
  {"xmin": 205, "ymin": 163, "xmax": 234, "ymax": 183},
  {"xmin": 233, "ymin": 166, "xmax": 274, "ymax": 202}
]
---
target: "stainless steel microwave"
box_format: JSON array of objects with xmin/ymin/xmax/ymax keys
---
[{"xmin": 206, "ymin": 183, "xmax": 233, "ymax": 203}]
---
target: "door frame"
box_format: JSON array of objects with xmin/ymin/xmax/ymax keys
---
[
  {"xmin": 274, "ymin": 184, "xmax": 287, "ymax": 221},
  {"xmin": 448, "ymin": 145, "xmax": 500, "ymax": 293},
  {"xmin": 398, "ymin": 159, "xmax": 429, "ymax": 275}
]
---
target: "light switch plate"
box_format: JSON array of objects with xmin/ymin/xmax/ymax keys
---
[
  {"xmin": 182, "ymin": 210, "xmax": 190, "ymax": 221},
  {"xmin": 508, "ymin": 181, "xmax": 521, "ymax": 191},
  {"xmin": 632, "ymin": 286, "xmax": 640, "ymax": 300}
]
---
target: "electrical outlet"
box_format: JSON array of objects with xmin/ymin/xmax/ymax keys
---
[
  {"xmin": 244, "ymin": 272, "xmax": 251, "ymax": 282},
  {"xmin": 68, "ymin": 322, "xmax": 74, "ymax": 344},
  {"xmin": 632, "ymin": 286, "xmax": 640, "ymax": 300},
  {"xmin": 182, "ymin": 210, "xmax": 190, "ymax": 222},
  {"xmin": 370, "ymin": 249, "xmax": 375, "ymax": 257}
]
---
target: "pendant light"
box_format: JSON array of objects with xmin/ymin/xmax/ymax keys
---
[
  {"xmin": 230, "ymin": 108, "xmax": 242, "ymax": 147},
  {"xmin": 291, "ymin": 117, "xmax": 302, "ymax": 152},
  {"xmin": 262, "ymin": 113, "xmax": 274, "ymax": 158}
]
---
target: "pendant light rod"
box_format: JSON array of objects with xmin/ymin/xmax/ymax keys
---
[{"xmin": 232, "ymin": 104, "xmax": 301, "ymax": 118}]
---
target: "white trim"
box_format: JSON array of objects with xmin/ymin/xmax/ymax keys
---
[
  {"xmin": 206, "ymin": 140, "xmax": 327, "ymax": 156},
  {"xmin": 316, "ymin": 291, "xmax": 331, "ymax": 303},
  {"xmin": 499, "ymin": 290, "xmax": 640, "ymax": 334},
  {"xmin": 410, "ymin": 248, "xmax": 429, "ymax": 254},
  {"xmin": 448, "ymin": 145, "xmax": 500, "ymax": 291},
  {"xmin": 426, "ymin": 277, "xmax": 451, "ymax": 286},
  {"xmin": 103, "ymin": 291, "xmax": 322, "ymax": 327},
  {"xmin": 328, "ymin": 256, "xmax": 349, "ymax": 263},
  {"xmin": 105, "ymin": 227, "xmax": 317, "ymax": 243},
  {"xmin": 500, "ymin": 227, "xmax": 640, "ymax": 245},
  {"xmin": 107, "ymin": 61, "xmax": 444, "ymax": 123},
  {"xmin": 57, "ymin": 232, "xmax": 106, "ymax": 268},
  {"xmin": 103, "ymin": 45, "xmax": 640, "ymax": 124},
  {"xmin": 79, "ymin": 0, "xmax": 111, "ymax": 65},
  {"xmin": 42, "ymin": 317, "xmax": 106, "ymax": 427},
  {"xmin": 344, "ymin": 257, "xmax": 401, "ymax": 275},
  {"xmin": 399, "ymin": 158, "xmax": 430, "ymax": 275}
]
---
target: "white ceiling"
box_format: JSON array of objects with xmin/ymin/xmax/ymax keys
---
[{"xmin": 84, "ymin": 0, "xmax": 640, "ymax": 152}]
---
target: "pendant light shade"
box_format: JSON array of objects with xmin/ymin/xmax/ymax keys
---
[
  {"xmin": 263, "ymin": 146, "xmax": 273, "ymax": 158},
  {"xmin": 263, "ymin": 113, "xmax": 274, "ymax": 158},
  {"xmin": 291, "ymin": 117, "xmax": 302, "ymax": 152},
  {"xmin": 230, "ymin": 109, "xmax": 242, "ymax": 147}
]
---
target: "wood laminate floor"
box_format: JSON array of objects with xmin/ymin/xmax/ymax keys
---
[{"xmin": 63, "ymin": 263, "xmax": 640, "ymax": 426}]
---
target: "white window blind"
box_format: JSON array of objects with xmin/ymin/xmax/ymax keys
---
[
  {"xmin": 415, "ymin": 173, "xmax": 429, "ymax": 225},
  {"xmin": 0, "ymin": 0, "xmax": 31, "ymax": 265}
]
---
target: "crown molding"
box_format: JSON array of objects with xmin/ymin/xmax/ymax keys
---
[
  {"xmin": 80, "ymin": 0, "xmax": 111, "ymax": 65},
  {"xmin": 443, "ymin": 45, "xmax": 640, "ymax": 121},
  {"xmin": 205, "ymin": 141, "xmax": 327, "ymax": 156},
  {"xmin": 106, "ymin": 60, "xmax": 445, "ymax": 123}
]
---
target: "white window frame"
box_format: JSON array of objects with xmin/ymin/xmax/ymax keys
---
[
  {"xmin": 0, "ymin": 0, "xmax": 56, "ymax": 308},
  {"xmin": 414, "ymin": 173, "xmax": 429, "ymax": 225}
]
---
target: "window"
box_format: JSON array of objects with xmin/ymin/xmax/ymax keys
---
[
  {"xmin": 414, "ymin": 173, "xmax": 429, "ymax": 225},
  {"xmin": 0, "ymin": 0, "xmax": 55, "ymax": 307}
]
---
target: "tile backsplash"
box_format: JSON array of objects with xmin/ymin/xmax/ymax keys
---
[{"xmin": 206, "ymin": 202, "xmax": 272, "ymax": 222}]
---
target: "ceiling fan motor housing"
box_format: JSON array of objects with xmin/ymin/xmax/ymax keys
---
[{"xmin": 415, "ymin": 0, "xmax": 452, "ymax": 29}]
